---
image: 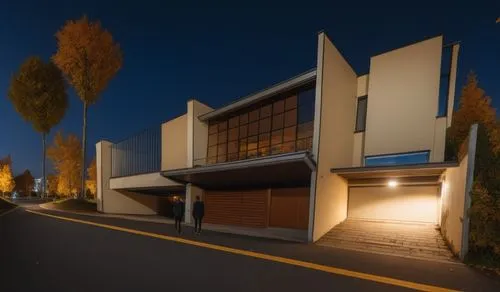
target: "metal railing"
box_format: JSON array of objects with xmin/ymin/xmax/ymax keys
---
[{"xmin": 111, "ymin": 126, "xmax": 161, "ymax": 177}]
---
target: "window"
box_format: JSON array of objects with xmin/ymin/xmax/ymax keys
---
[
  {"xmin": 298, "ymin": 88, "xmax": 315, "ymax": 123},
  {"xmin": 205, "ymin": 87, "xmax": 316, "ymax": 164},
  {"xmin": 438, "ymin": 46, "xmax": 452, "ymax": 117},
  {"xmin": 355, "ymin": 96, "xmax": 367, "ymax": 132},
  {"xmin": 364, "ymin": 151, "xmax": 430, "ymax": 166}
]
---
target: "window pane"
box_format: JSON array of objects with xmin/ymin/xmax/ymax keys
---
[
  {"xmin": 298, "ymin": 88, "xmax": 315, "ymax": 123},
  {"xmin": 207, "ymin": 157, "xmax": 217, "ymax": 164},
  {"xmin": 247, "ymin": 135, "xmax": 258, "ymax": 150},
  {"xmin": 283, "ymin": 126, "xmax": 296, "ymax": 142},
  {"xmin": 259, "ymin": 117, "xmax": 271, "ymax": 133},
  {"xmin": 285, "ymin": 95, "xmax": 297, "ymax": 110},
  {"xmin": 261, "ymin": 104, "xmax": 272, "ymax": 118},
  {"xmin": 217, "ymin": 144, "xmax": 227, "ymax": 155},
  {"xmin": 282, "ymin": 141, "xmax": 295, "ymax": 153},
  {"xmin": 271, "ymin": 144, "xmax": 282, "ymax": 155},
  {"xmin": 228, "ymin": 128, "xmax": 239, "ymax": 141},
  {"xmin": 271, "ymin": 129, "xmax": 283, "ymax": 145},
  {"xmin": 240, "ymin": 113, "xmax": 249, "ymax": 124},
  {"xmin": 296, "ymin": 138, "xmax": 312, "ymax": 151},
  {"xmin": 272, "ymin": 113, "xmax": 284, "ymax": 130},
  {"xmin": 228, "ymin": 153, "xmax": 238, "ymax": 161},
  {"xmin": 209, "ymin": 124, "xmax": 218, "ymax": 134},
  {"xmin": 228, "ymin": 141, "xmax": 238, "ymax": 154},
  {"xmin": 229, "ymin": 116, "xmax": 239, "ymax": 128},
  {"xmin": 355, "ymin": 97, "xmax": 367, "ymax": 132},
  {"xmin": 259, "ymin": 133, "xmax": 270, "ymax": 147},
  {"xmin": 284, "ymin": 109, "xmax": 297, "ymax": 127},
  {"xmin": 273, "ymin": 100, "xmax": 285, "ymax": 114},
  {"xmin": 247, "ymin": 149, "xmax": 258, "ymax": 159},
  {"xmin": 249, "ymin": 109, "xmax": 259, "ymax": 122},
  {"xmin": 365, "ymin": 151, "xmax": 430, "ymax": 166},
  {"xmin": 248, "ymin": 121, "xmax": 259, "ymax": 136},
  {"xmin": 208, "ymin": 133, "xmax": 218, "ymax": 146},
  {"xmin": 218, "ymin": 121, "xmax": 227, "ymax": 131},
  {"xmin": 218, "ymin": 131, "xmax": 227, "ymax": 143},
  {"xmin": 239, "ymin": 139, "xmax": 247, "ymax": 152},
  {"xmin": 239, "ymin": 151, "xmax": 247, "ymax": 160},
  {"xmin": 297, "ymin": 122, "xmax": 313, "ymax": 139},
  {"xmin": 239, "ymin": 125, "xmax": 248, "ymax": 138},
  {"xmin": 258, "ymin": 147, "xmax": 270, "ymax": 157},
  {"xmin": 208, "ymin": 145, "xmax": 217, "ymax": 157},
  {"xmin": 217, "ymin": 155, "xmax": 227, "ymax": 163}
]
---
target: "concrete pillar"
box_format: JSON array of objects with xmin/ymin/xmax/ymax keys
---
[
  {"xmin": 96, "ymin": 140, "xmax": 113, "ymax": 212},
  {"xmin": 185, "ymin": 183, "xmax": 204, "ymax": 224}
]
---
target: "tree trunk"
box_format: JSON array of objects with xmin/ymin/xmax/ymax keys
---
[
  {"xmin": 80, "ymin": 101, "xmax": 87, "ymax": 200},
  {"xmin": 42, "ymin": 133, "xmax": 46, "ymax": 199}
]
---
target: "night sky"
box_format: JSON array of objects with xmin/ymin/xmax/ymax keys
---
[{"xmin": 0, "ymin": 0, "xmax": 499, "ymax": 177}]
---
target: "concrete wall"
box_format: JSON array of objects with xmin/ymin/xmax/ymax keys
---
[
  {"xmin": 310, "ymin": 32, "xmax": 358, "ymax": 241},
  {"xmin": 440, "ymin": 124, "xmax": 477, "ymax": 259},
  {"xmin": 352, "ymin": 132, "xmax": 365, "ymax": 167},
  {"xmin": 364, "ymin": 36, "xmax": 443, "ymax": 158},
  {"xmin": 96, "ymin": 141, "xmax": 158, "ymax": 215},
  {"xmin": 432, "ymin": 117, "xmax": 447, "ymax": 162},
  {"xmin": 188, "ymin": 100, "xmax": 213, "ymax": 167},
  {"xmin": 161, "ymin": 114, "xmax": 188, "ymax": 171},
  {"xmin": 109, "ymin": 172, "xmax": 181, "ymax": 190},
  {"xmin": 357, "ymin": 74, "xmax": 369, "ymax": 97}
]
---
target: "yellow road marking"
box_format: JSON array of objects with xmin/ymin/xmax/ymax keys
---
[
  {"xmin": 0, "ymin": 206, "xmax": 19, "ymax": 217},
  {"xmin": 26, "ymin": 209, "xmax": 459, "ymax": 292}
]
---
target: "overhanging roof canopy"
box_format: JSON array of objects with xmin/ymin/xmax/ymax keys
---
[
  {"xmin": 331, "ymin": 162, "xmax": 458, "ymax": 186},
  {"xmin": 163, "ymin": 151, "xmax": 315, "ymax": 190},
  {"xmin": 198, "ymin": 69, "xmax": 316, "ymax": 121}
]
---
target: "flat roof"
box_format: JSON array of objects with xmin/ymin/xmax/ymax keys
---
[
  {"xmin": 198, "ymin": 69, "xmax": 317, "ymax": 121},
  {"xmin": 331, "ymin": 162, "xmax": 458, "ymax": 180}
]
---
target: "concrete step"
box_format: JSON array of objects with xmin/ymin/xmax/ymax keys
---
[{"xmin": 325, "ymin": 227, "xmax": 447, "ymax": 245}]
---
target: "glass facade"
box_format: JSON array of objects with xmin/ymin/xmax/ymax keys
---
[
  {"xmin": 364, "ymin": 151, "xmax": 430, "ymax": 167},
  {"xmin": 355, "ymin": 96, "xmax": 367, "ymax": 132},
  {"xmin": 207, "ymin": 86, "xmax": 315, "ymax": 164},
  {"xmin": 438, "ymin": 46, "xmax": 452, "ymax": 117}
]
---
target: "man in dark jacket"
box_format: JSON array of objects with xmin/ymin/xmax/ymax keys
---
[
  {"xmin": 192, "ymin": 196, "xmax": 205, "ymax": 234},
  {"xmin": 172, "ymin": 197, "xmax": 184, "ymax": 234}
]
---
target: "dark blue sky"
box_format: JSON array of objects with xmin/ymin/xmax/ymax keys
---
[{"xmin": 1, "ymin": 0, "xmax": 499, "ymax": 177}]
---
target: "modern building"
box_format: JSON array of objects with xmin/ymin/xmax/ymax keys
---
[{"xmin": 96, "ymin": 32, "xmax": 476, "ymax": 260}]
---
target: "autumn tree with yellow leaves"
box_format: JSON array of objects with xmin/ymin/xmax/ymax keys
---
[
  {"xmin": 47, "ymin": 132, "xmax": 82, "ymax": 197},
  {"xmin": 86, "ymin": 158, "xmax": 97, "ymax": 199},
  {"xmin": 53, "ymin": 16, "xmax": 122, "ymax": 199},
  {"xmin": 0, "ymin": 164, "xmax": 15, "ymax": 197}
]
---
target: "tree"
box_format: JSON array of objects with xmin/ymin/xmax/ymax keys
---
[
  {"xmin": 0, "ymin": 164, "xmax": 15, "ymax": 197},
  {"xmin": 14, "ymin": 170, "xmax": 34, "ymax": 197},
  {"xmin": 447, "ymin": 72, "xmax": 499, "ymax": 158},
  {"xmin": 8, "ymin": 57, "xmax": 68, "ymax": 198},
  {"xmin": 53, "ymin": 16, "xmax": 122, "ymax": 199},
  {"xmin": 47, "ymin": 174, "xmax": 59, "ymax": 196},
  {"xmin": 47, "ymin": 132, "xmax": 82, "ymax": 197},
  {"xmin": 86, "ymin": 157, "xmax": 97, "ymax": 199}
]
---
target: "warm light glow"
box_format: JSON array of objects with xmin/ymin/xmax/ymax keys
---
[{"xmin": 388, "ymin": 180, "xmax": 398, "ymax": 188}]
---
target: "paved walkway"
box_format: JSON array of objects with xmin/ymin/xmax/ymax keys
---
[{"xmin": 317, "ymin": 220, "xmax": 457, "ymax": 263}]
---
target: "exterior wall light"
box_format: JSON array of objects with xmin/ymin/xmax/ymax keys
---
[{"xmin": 388, "ymin": 180, "xmax": 398, "ymax": 188}]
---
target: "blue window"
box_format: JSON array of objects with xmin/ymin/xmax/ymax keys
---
[
  {"xmin": 298, "ymin": 88, "xmax": 315, "ymax": 123},
  {"xmin": 364, "ymin": 151, "xmax": 430, "ymax": 167},
  {"xmin": 438, "ymin": 47, "xmax": 452, "ymax": 117}
]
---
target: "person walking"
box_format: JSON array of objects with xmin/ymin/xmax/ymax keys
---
[
  {"xmin": 192, "ymin": 196, "xmax": 205, "ymax": 234},
  {"xmin": 172, "ymin": 197, "xmax": 184, "ymax": 234}
]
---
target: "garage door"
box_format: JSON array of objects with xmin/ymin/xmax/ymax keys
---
[
  {"xmin": 269, "ymin": 188, "xmax": 309, "ymax": 230},
  {"xmin": 204, "ymin": 190, "xmax": 268, "ymax": 228},
  {"xmin": 348, "ymin": 186, "xmax": 440, "ymax": 223}
]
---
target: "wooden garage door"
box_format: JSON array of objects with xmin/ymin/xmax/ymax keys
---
[
  {"xmin": 269, "ymin": 188, "xmax": 309, "ymax": 230},
  {"xmin": 348, "ymin": 186, "xmax": 440, "ymax": 223},
  {"xmin": 204, "ymin": 190, "xmax": 268, "ymax": 228}
]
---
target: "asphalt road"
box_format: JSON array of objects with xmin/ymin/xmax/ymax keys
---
[{"xmin": 1, "ymin": 207, "xmax": 499, "ymax": 292}]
